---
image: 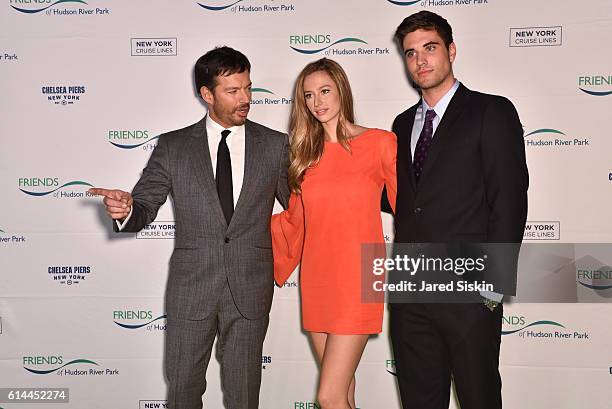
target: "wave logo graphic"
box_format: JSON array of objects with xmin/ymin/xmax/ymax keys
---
[
  {"xmin": 114, "ymin": 314, "xmax": 167, "ymax": 329},
  {"xmin": 524, "ymin": 128, "xmax": 565, "ymax": 138},
  {"xmin": 109, "ymin": 135, "xmax": 160, "ymax": 150},
  {"xmin": 578, "ymin": 75, "xmax": 612, "ymax": 96},
  {"xmin": 386, "ymin": 0, "xmax": 419, "ymax": 5},
  {"xmin": 579, "ymin": 88, "xmax": 612, "ymax": 96},
  {"xmin": 197, "ymin": 0, "xmax": 244, "ymax": 11},
  {"xmin": 11, "ymin": 0, "xmax": 87, "ymax": 14},
  {"xmin": 291, "ymin": 38, "xmax": 368, "ymax": 55},
  {"xmin": 0, "ymin": 228, "xmax": 4, "ymax": 233},
  {"xmin": 19, "ymin": 181, "xmax": 93, "ymax": 197},
  {"xmin": 252, "ymin": 88, "xmax": 274, "ymax": 94},
  {"xmin": 578, "ymin": 280, "xmax": 612, "ymax": 290},
  {"xmin": 501, "ymin": 320, "xmax": 565, "ymax": 336},
  {"xmin": 24, "ymin": 359, "xmax": 98, "ymax": 375}
]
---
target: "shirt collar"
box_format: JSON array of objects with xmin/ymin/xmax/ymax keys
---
[
  {"xmin": 206, "ymin": 114, "xmax": 242, "ymax": 137},
  {"xmin": 421, "ymin": 80, "xmax": 460, "ymax": 120}
]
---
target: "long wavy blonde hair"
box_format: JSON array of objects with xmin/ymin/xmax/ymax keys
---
[{"xmin": 288, "ymin": 58, "xmax": 355, "ymax": 193}]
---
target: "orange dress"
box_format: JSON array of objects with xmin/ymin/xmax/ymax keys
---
[{"xmin": 272, "ymin": 129, "xmax": 397, "ymax": 334}]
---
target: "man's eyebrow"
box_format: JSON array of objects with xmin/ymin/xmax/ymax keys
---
[{"xmin": 404, "ymin": 41, "xmax": 440, "ymax": 55}]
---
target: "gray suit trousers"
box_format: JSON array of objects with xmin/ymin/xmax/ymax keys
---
[{"xmin": 165, "ymin": 280, "xmax": 269, "ymax": 409}]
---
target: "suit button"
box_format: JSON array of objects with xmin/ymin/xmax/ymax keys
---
[
  {"xmin": 224, "ymin": 237, "xmax": 230, "ymax": 243},
  {"xmin": 414, "ymin": 207, "xmax": 422, "ymax": 214}
]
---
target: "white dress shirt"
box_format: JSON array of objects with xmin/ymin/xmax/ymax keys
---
[
  {"xmin": 410, "ymin": 80, "xmax": 460, "ymax": 160},
  {"xmin": 117, "ymin": 115, "xmax": 246, "ymax": 230},
  {"xmin": 205, "ymin": 115, "xmax": 245, "ymax": 203}
]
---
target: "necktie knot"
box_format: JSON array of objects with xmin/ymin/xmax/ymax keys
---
[
  {"xmin": 425, "ymin": 109, "xmax": 436, "ymax": 123},
  {"xmin": 221, "ymin": 129, "xmax": 231, "ymax": 141}
]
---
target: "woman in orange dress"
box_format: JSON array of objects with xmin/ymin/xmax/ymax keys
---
[{"xmin": 272, "ymin": 58, "xmax": 396, "ymax": 409}]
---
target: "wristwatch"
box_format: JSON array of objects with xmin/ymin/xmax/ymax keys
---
[{"xmin": 483, "ymin": 298, "xmax": 499, "ymax": 311}]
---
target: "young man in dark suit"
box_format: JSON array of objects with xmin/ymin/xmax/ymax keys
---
[{"xmin": 390, "ymin": 11, "xmax": 528, "ymax": 409}]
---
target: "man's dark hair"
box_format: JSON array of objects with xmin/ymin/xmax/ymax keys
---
[
  {"xmin": 395, "ymin": 11, "xmax": 454, "ymax": 48},
  {"xmin": 194, "ymin": 46, "xmax": 251, "ymax": 93}
]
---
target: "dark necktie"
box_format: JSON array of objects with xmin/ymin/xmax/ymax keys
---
[
  {"xmin": 413, "ymin": 109, "xmax": 437, "ymax": 182},
  {"xmin": 216, "ymin": 129, "xmax": 233, "ymax": 225}
]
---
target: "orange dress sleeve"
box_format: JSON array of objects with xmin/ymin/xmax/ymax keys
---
[
  {"xmin": 382, "ymin": 131, "xmax": 397, "ymax": 213},
  {"xmin": 271, "ymin": 192, "xmax": 305, "ymax": 286}
]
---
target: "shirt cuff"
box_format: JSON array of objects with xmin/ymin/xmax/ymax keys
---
[
  {"xmin": 480, "ymin": 290, "xmax": 503, "ymax": 303},
  {"xmin": 115, "ymin": 206, "xmax": 133, "ymax": 231}
]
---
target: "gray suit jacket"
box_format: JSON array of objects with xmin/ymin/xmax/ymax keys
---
[{"xmin": 119, "ymin": 117, "xmax": 290, "ymax": 320}]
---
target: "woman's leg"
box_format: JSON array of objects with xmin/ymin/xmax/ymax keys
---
[{"xmin": 313, "ymin": 333, "xmax": 369, "ymax": 409}]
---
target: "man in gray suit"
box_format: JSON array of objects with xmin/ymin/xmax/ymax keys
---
[{"xmin": 90, "ymin": 46, "xmax": 290, "ymax": 409}]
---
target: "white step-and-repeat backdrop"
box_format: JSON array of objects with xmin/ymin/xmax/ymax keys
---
[{"xmin": 1, "ymin": 0, "xmax": 611, "ymax": 408}]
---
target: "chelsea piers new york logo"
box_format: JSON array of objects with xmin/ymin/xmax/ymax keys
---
[
  {"xmin": 9, "ymin": 0, "xmax": 110, "ymax": 16},
  {"xmin": 48, "ymin": 264, "xmax": 92, "ymax": 286},
  {"xmin": 41, "ymin": 85, "xmax": 86, "ymax": 106}
]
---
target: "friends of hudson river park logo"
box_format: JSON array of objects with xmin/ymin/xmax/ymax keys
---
[
  {"xmin": 107, "ymin": 130, "xmax": 159, "ymax": 151},
  {"xmin": 0, "ymin": 227, "xmax": 26, "ymax": 245},
  {"xmin": 289, "ymin": 34, "xmax": 389, "ymax": 57},
  {"xmin": 502, "ymin": 315, "xmax": 589, "ymax": 341},
  {"xmin": 386, "ymin": 0, "xmax": 490, "ymax": 7},
  {"xmin": 9, "ymin": 0, "xmax": 110, "ymax": 16},
  {"xmin": 523, "ymin": 128, "xmax": 590, "ymax": 148},
  {"xmin": 196, "ymin": 0, "xmax": 295, "ymax": 13},
  {"xmin": 385, "ymin": 359, "xmax": 397, "ymax": 376},
  {"xmin": 576, "ymin": 268, "xmax": 612, "ymax": 291},
  {"xmin": 23, "ymin": 355, "xmax": 119, "ymax": 376},
  {"xmin": 578, "ymin": 75, "xmax": 612, "ymax": 96},
  {"xmin": 251, "ymin": 88, "xmax": 292, "ymax": 106},
  {"xmin": 113, "ymin": 310, "xmax": 167, "ymax": 331},
  {"xmin": 18, "ymin": 177, "xmax": 94, "ymax": 198}
]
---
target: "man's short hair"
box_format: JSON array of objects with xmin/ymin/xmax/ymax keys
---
[
  {"xmin": 395, "ymin": 11, "xmax": 454, "ymax": 48},
  {"xmin": 194, "ymin": 46, "xmax": 251, "ymax": 93}
]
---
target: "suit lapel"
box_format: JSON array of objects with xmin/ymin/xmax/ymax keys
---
[
  {"xmin": 419, "ymin": 84, "xmax": 471, "ymax": 185},
  {"xmin": 229, "ymin": 120, "xmax": 265, "ymax": 230},
  {"xmin": 187, "ymin": 117, "xmax": 227, "ymax": 227},
  {"xmin": 399, "ymin": 103, "xmax": 419, "ymax": 194}
]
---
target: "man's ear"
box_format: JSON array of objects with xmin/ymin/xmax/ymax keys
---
[
  {"xmin": 449, "ymin": 42, "xmax": 456, "ymax": 63},
  {"xmin": 200, "ymin": 86, "xmax": 214, "ymax": 104}
]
